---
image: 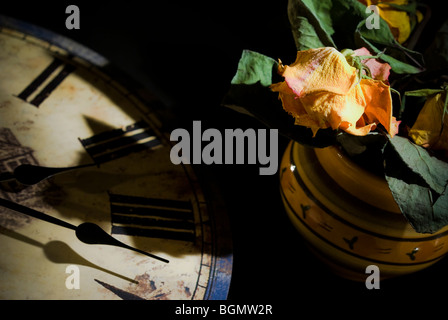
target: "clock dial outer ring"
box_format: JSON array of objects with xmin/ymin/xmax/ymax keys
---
[{"xmin": 0, "ymin": 14, "xmax": 232, "ymax": 300}]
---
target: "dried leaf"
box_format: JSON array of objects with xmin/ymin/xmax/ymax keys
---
[
  {"xmin": 287, "ymin": 0, "xmax": 424, "ymax": 74},
  {"xmin": 384, "ymin": 135, "xmax": 448, "ymax": 233}
]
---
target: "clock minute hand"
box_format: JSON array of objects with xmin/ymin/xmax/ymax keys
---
[
  {"xmin": 0, "ymin": 197, "xmax": 169, "ymax": 263},
  {"xmin": 7, "ymin": 163, "xmax": 96, "ymax": 186},
  {"xmin": 76, "ymin": 223, "xmax": 169, "ymax": 263},
  {"xmin": 0, "ymin": 197, "xmax": 77, "ymax": 230}
]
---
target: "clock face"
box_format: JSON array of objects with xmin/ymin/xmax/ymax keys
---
[{"xmin": 0, "ymin": 16, "xmax": 232, "ymax": 300}]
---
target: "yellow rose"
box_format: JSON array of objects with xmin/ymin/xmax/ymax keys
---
[
  {"xmin": 270, "ymin": 47, "xmax": 397, "ymax": 137},
  {"xmin": 409, "ymin": 92, "xmax": 448, "ymax": 152},
  {"xmin": 359, "ymin": 0, "xmax": 419, "ymax": 44}
]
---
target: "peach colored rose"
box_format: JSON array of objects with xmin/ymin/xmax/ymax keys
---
[{"xmin": 270, "ymin": 47, "xmax": 398, "ymax": 137}]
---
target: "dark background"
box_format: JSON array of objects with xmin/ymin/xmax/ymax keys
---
[{"xmin": 2, "ymin": 0, "xmax": 448, "ymax": 309}]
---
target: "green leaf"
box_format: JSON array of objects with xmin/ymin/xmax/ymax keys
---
[
  {"xmin": 301, "ymin": 0, "xmax": 335, "ymax": 36},
  {"xmin": 385, "ymin": 177, "xmax": 448, "ymax": 234},
  {"xmin": 287, "ymin": 0, "xmax": 424, "ymax": 74},
  {"xmin": 405, "ymin": 88, "xmax": 445, "ymax": 97},
  {"xmin": 288, "ymin": 16, "xmax": 327, "ymax": 51},
  {"xmin": 384, "ymin": 135, "xmax": 448, "ymax": 233},
  {"xmin": 230, "ymin": 50, "xmax": 278, "ymax": 87},
  {"xmin": 388, "ymin": 136, "xmax": 448, "ymax": 194},
  {"xmin": 287, "ymin": 0, "xmax": 336, "ymax": 50},
  {"xmin": 354, "ymin": 20, "xmax": 423, "ymax": 74}
]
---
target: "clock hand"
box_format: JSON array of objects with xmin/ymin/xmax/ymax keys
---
[
  {"xmin": 0, "ymin": 172, "xmax": 15, "ymax": 183},
  {"xmin": 0, "ymin": 197, "xmax": 169, "ymax": 263},
  {"xmin": 0, "ymin": 163, "xmax": 96, "ymax": 186},
  {"xmin": 0, "ymin": 196, "xmax": 77, "ymax": 230},
  {"xmin": 94, "ymin": 279, "xmax": 145, "ymax": 300},
  {"xmin": 76, "ymin": 223, "xmax": 169, "ymax": 263}
]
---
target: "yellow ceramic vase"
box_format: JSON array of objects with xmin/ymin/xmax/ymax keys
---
[{"xmin": 280, "ymin": 141, "xmax": 448, "ymax": 281}]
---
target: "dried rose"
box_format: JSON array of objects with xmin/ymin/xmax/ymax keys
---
[
  {"xmin": 358, "ymin": 0, "xmax": 415, "ymax": 44},
  {"xmin": 270, "ymin": 47, "xmax": 398, "ymax": 137},
  {"xmin": 409, "ymin": 91, "xmax": 448, "ymax": 153}
]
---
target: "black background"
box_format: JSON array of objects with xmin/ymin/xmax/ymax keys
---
[{"xmin": 2, "ymin": 0, "xmax": 448, "ymax": 310}]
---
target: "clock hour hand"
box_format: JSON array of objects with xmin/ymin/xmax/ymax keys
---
[
  {"xmin": 0, "ymin": 197, "xmax": 169, "ymax": 263},
  {"xmin": 0, "ymin": 163, "xmax": 96, "ymax": 186},
  {"xmin": 94, "ymin": 279, "xmax": 145, "ymax": 300}
]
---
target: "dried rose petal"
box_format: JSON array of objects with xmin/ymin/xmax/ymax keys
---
[
  {"xmin": 280, "ymin": 47, "xmax": 358, "ymax": 98},
  {"xmin": 353, "ymin": 47, "xmax": 391, "ymax": 82}
]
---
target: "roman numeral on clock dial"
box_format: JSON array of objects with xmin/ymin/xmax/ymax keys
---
[
  {"xmin": 109, "ymin": 193, "xmax": 196, "ymax": 242},
  {"xmin": 16, "ymin": 57, "xmax": 75, "ymax": 107},
  {"xmin": 79, "ymin": 120, "xmax": 162, "ymax": 165}
]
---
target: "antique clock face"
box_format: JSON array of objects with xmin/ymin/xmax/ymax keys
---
[{"xmin": 0, "ymin": 15, "xmax": 232, "ymax": 300}]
